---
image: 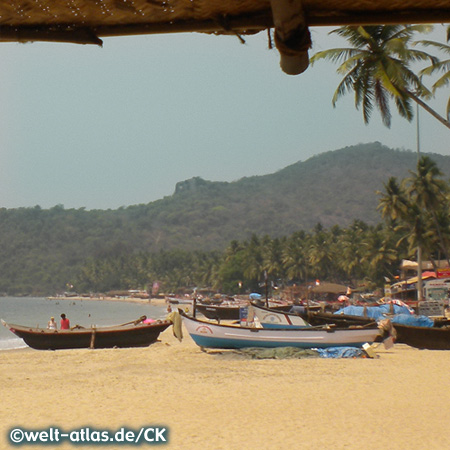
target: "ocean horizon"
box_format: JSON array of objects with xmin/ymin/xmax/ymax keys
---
[{"xmin": 0, "ymin": 297, "xmax": 167, "ymax": 350}]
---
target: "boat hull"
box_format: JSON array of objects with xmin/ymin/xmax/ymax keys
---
[
  {"xmin": 182, "ymin": 314, "xmax": 380, "ymax": 349},
  {"xmin": 2, "ymin": 320, "xmax": 172, "ymax": 350},
  {"xmin": 394, "ymin": 323, "xmax": 450, "ymax": 350}
]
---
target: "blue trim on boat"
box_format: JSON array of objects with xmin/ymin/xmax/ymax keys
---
[{"xmin": 190, "ymin": 334, "xmax": 368, "ymax": 349}]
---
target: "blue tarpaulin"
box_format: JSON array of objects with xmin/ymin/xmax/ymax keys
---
[
  {"xmin": 335, "ymin": 304, "xmax": 413, "ymax": 320},
  {"xmin": 335, "ymin": 305, "xmax": 435, "ymax": 327},
  {"xmin": 391, "ymin": 314, "xmax": 434, "ymax": 327},
  {"xmin": 315, "ymin": 347, "xmax": 365, "ymax": 358}
]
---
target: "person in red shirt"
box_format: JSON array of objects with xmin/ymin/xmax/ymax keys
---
[{"xmin": 60, "ymin": 313, "xmax": 70, "ymax": 330}]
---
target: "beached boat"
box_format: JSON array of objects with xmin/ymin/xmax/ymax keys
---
[
  {"xmin": 251, "ymin": 303, "xmax": 378, "ymax": 328},
  {"xmin": 181, "ymin": 312, "xmax": 381, "ymax": 349},
  {"xmin": 393, "ymin": 319, "xmax": 450, "ymax": 350},
  {"xmin": 1, "ymin": 317, "xmax": 172, "ymax": 350}
]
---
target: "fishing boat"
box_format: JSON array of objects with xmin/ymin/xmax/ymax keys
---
[
  {"xmin": 392, "ymin": 316, "xmax": 450, "ymax": 350},
  {"xmin": 393, "ymin": 323, "xmax": 450, "ymax": 350},
  {"xmin": 251, "ymin": 303, "xmax": 379, "ymax": 328},
  {"xmin": 181, "ymin": 312, "xmax": 381, "ymax": 350},
  {"xmin": 1, "ymin": 316, "xmax": 172, "ymax": 350}
]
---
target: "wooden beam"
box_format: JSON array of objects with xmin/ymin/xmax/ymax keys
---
[
  {"xmin": 1, "ymin": 10, "xmax": 450, "ymax": 45},
  {"xmin": 270, "ymin": 0, "xmax": 311, "ymax": 75}
]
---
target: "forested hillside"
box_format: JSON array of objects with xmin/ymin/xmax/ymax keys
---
[{"xmin": 1, "ymin": 142, "xmax": 450, "ymax": 295}]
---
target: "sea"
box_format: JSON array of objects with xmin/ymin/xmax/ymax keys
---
[{"xmin": 0, "ymin": 297, "xmax": 167, "ymax": 351}]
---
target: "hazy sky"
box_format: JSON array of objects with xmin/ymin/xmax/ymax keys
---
[{"xmin": 1, "ymin": 25, "xmax": 449, "ymax": 210}]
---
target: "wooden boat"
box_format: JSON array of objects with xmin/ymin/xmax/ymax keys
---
[
  {"xmin": 181, "ymin": 312, "xmax": 381, "ymax": 350},
  {"xmin": 1, "ymin": 317, "xmax": 172, "ymax": 350},
  {"xmin": 196, "ymin": 300, "xmax": 291, "ymax": 321},
  {"xmin": 393, "ymin": 320, "xmax": 450, "ymax": 350},
  {"xmin": 251, "ymin": 303, "xmax": 376, "ymax": 328}
]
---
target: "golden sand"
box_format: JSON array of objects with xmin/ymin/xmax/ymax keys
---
[{"xmin": 1, "ymin": 326, "xmax": 450, "ymax": 450}]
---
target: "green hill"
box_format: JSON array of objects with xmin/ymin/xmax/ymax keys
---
[{"xmin": 1, "ymin": 142, "xmax": 449, "ymax": 295}]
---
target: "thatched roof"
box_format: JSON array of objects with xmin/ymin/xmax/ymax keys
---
[
  {"xmin": 1, "ymin": 1, "xmax": 449, "ymax": 74},
  {"xmin": 1, "ymin": 0, "xmax": 449, "ymax": 45}
]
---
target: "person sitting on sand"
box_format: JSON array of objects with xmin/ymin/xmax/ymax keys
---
[
  {"xmin": 60, "ymin": 313, "xmax": 70, "ymax": 330},
  {"xmin": 47, "ymin": 317, "xmax": 57, "ymax": 330}
]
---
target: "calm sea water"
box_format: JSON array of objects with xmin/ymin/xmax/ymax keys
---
[{"xmin": 0, "ymin": 297, "xmax": 167, "ymax": 350}]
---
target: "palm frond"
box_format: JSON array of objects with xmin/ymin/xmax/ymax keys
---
[
  {"xmin": 336, "ymin": 52, "xmax": 369, "ymax": 74},
  {"xmin": 432, "ymin": 72, "xmax": 450, "ymax": 91},
  {"xmin": 332, "ymin": 69, "xmax": 357, "ymax": 106},
  {"xmin": 420, "ymin": 58, "xmax": 450, "ymax": 80},
  {"xmin": 310, "ymin": 48, "xmax": 359, "ymax": 65},
  {"xmin": 394, "ymin": 94, "xmax": 414, "ymax": 122},
  {"xmin": 416, "ymin": 40, "xmax": 450, "ymax": 55},
  {"xmin": 330, "ymin": 26, "xmax": 371, "ymax": 49},
  {"xmin": 374, "ymin": 80, "xmax": 391, "ymax": 127}
]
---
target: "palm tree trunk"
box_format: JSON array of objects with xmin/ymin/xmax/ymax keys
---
[
  {"xmin": 408, "ymin": 91, "xmax": 450, "ymax": 130},
  {"xmin": 417, "ymin": 246, "xmax": 424, "ymax": 301}
]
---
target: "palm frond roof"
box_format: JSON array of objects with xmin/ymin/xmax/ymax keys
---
[{"xmin": 1, "ymin": 0, "xmax": 449, "ymax": 45}]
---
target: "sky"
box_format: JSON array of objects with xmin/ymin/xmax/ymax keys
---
[{"xmin": 1, "ymin": 25, "xmax": 449, "ymax": 210}]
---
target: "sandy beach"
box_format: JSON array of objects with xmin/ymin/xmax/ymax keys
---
[{"xmin": 1, "ymin": 324, "xmax": 450, "ymax": 450}]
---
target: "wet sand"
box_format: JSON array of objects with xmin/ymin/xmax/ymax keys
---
[{"xmin": 1, "ymin": 325, "xmax": 450, "ymax": 449}]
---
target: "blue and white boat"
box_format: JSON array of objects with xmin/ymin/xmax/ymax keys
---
[{"xmin": 181, "ymin": 313, "xmax": 381, "ymax": 350}]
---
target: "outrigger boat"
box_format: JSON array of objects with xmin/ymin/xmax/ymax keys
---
[
  {"xmin": 1, "ymin": 316, "xmax": 172, "ymax": 350},
  {"xmin": 180, "ymin": 311, "xmax": 381, "ymax": 350}
]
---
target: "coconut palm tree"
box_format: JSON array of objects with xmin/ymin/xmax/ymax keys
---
[
  {"xmin": 311, "ymin": 25, "xmax": 450, "ymax": 129},
  {"xmin": 417, "ymin": 27, "xmax": 450, "ymax": 120},
  {"xmin": 361, "ymin": 226, "xmax": 398, "ymax": 284},
  {"xmin": 377, "ymin": 177, "xmax": 409, "ymax": 223},
  {"xmin": 407, "ymin": 156, "xmax": 450, "ymax": 265},
  {"xmin": 338, "ymin": 221, "xmax": 366, "ymax": 285},
  {"xmin": 282, "ymin": 232, "xmax": 310, "ymax": 282}
]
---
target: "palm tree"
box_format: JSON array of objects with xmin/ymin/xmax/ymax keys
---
[
  {"xmin": 361, "ymin": 226, "xmax": 398, "ymax": 284},
  {"xmin": 377, "ymin": 156, "xmax": 450, "ymax": 300},
  {"xmin": 308, "ymin": 225, "xmax": 335, "ymax": 281},
  {"xmin": 311, "ymin": 25, "xmax": 450, "ymax": 129},
  {"xmin": 407, "ymin": 156, "xmax": 450, "ymax": 265},
  {"xmin": 417, "ymin": 27, "xmax": 450, "ymax": 120},
  {"xmin": 282, "ymin": 233, "xmax": 310, "ymax": 282},
  {"xmin": 338, "ymin": 221, "xmax": 366, "ymax": 284},
  {"xmin": 377, "ymin": 177, "xmax": 410, "ymax": 224}
]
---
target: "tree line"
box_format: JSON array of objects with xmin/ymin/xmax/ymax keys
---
[{"xmin": 72, "ymin": 155, "xmax": 450, "ymax": 296}]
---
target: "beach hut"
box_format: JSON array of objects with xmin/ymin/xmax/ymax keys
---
[{"xmin": 1, "ymin": 1, "xmax": 449, "ymax": 75}]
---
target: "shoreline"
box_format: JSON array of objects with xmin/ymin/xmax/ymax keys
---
[{"xmin": 46, "ymin": 296, "xmax": 168, "ymax": 307}]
